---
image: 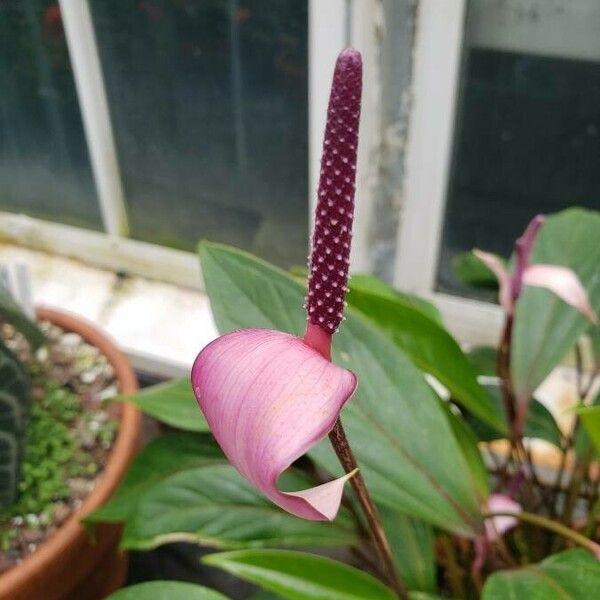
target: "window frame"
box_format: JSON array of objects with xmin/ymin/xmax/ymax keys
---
[
  {"xmin": 393, "ymin": 0, "xmax": 504, "ymax": 345},
  {"xmin": 59, "ymin": 0, "xmax": 129, "ymax": 237}
]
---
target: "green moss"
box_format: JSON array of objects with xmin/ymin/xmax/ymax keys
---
[
  {"xmin": 2, "ymin": 383, "xmax": 79, "ymax": 519},
  {"xmin": 0, "ymin": 379, "xmax": 117, "ymax": 525}
]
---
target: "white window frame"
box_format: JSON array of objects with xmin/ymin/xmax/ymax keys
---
[
  {"xmin": 309, "ymin": 0, "xmax": 382, "ymax": 274},
  {"xmin": 393, "ymin": 0, "xmax": 504, "ymax": 345}
]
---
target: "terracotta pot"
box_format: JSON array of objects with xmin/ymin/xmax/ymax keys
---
[{"xmin": 0, "ymin": 308, "xmax": 141, "ymax": 600}]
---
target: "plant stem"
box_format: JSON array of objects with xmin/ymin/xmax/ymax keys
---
[
  {"xmin": 560, "ymin": 446, "xmax": 594, "ymax": 528},
  {"xmin": 583, "ymin": 497, "xmax": 600, "ymax": 538},
  {"xmin": 351, "ymin": 546, "xmax": 389, "ymax": 582},
  {"xmin": 496, "ymin": 315, "xmax": 547, "ymax": 498},
  {"xmin": 483, "ymin": 510, "xmax": 600, "ymax": 558},
  {"xmin": 497, "ymin": 316, "xmax": 517, "ymax": 437},
  {"xmin": 550, "ymin": 441, "xmax": 571, "ymax": 518},
  {"xmin": 495, "ymin": 535, "xmax": 518, "ymax": 567},
  {"xmin": 329, "ymin": 419, "xmax": 408, "ymax": 599},
  {"xmin": 438, "ymin": 535, "xmax": 466, "ymax": 597},
  {"xmin": 581, "ymin": 367, "xmax": 599, "ymax": 401},
  {"xmin": 575, "ymin": 343, "xmax": 585, "ymax": 398}
]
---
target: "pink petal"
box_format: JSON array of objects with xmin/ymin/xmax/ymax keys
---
[
  {"xmin": 523, "ymin": 265, "xmax": 598, "ymax": 324},
  {"xmin": 191, "ymin": 329, "xmax": 357, "ymax": 521},
  {"xmin": 473, "ymin": 249, "xmax": 513, "ymax": 313},
  {"xmin": 484, "ymin": 494, "xmax": 521, "ymax": 541}
]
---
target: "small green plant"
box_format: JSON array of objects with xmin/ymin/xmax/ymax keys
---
[
  {"xmin": 7, "ymin": 383, "xmax": 79, "ymax": 518},
  {"xmin": 0, "ymin": 285, "xmax": 118, "ymax": 555}
]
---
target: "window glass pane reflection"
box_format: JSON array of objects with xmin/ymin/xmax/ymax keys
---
[
  {"xmin": 90, "ymin": 0, "xmax": 309, "ymax": 267},
  {"xmin": 0, "ymin": 1, "xmax": 102, "ymax": 230}
]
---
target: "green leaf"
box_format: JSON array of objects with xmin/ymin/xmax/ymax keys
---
[
  {"xmin": 511, "ymin": 208, "xmax": 600, "ymax": 401},
  {"xmin": 349, "ymin": 275, "xmax": 442, "ymax": 324},
  {"xmin": 379, "ymin": 506, "xmax": 436, "ymax": 593},
  {"xmin": 465, "ymin": 384, "xmax": 562, "ymax": 448},
  {"xmin": 248, "ymin": 593, "xmax": 285, "ymax": 600},
  {"xmin": 588, "ymin": 325, "xmax": 600, "ymax": 367},
  {"xmin": 199, "ymin": 242, "xmax": 305, "ymax": 335},
  {"xmin": 0, "ymin": 339, "xmax": 29, "ymax": 401},
  {"xmin": 578, "ymin": 405, "xmax": 600, "ymax": 452},
  {"xmin": 0, "ymin": 290, "xmax": 46, "ymax": 350},
  {"xmin": 322, "ymin": 319, "xmax": 485, "ymax": 535},
  {"xmin": 346, "ymin": 287, "xmax": 505, "ymax": 433},
  {"xmin": 466, "ymin": 346, "xmax": 498, "ymax": 378},
  {"xmin": 573, "ymin": 394, "xmax": 599, "ymax": 457},
  {"xmin": 86, "ymin": 433, "xmax": 224, "ymax": 523},
  {"xmin": 200, "ymin": 243, "xmax": 485, "ymax": 536},
  {"xmin": 121, "ymin": 377, "xmax": 208, "ymax": 432},
  {"xmin": 248, "ymin": 581, "xmax": 445, "ymax": 600},
  {"xmin": 445, "ymin": 407, "xmax": 490, "ymax": 498},
  {"xmin": 482, "ymin": 549, "xmax": 600, "ymax": 599},
  {"xmin": 452, "ymin": 252, "xmax": 500, "ymax": 291},
  {"xmin": 0, "ymin": 340, "xmax": 30, "ymax": 507},
  {"xmin": 120, "ymin": 464, "xmax": 357, "ymax": 550},
  {"xmin": 527, "ymin": 399, "xmax": 564, "ymax": 448},
  {"xmin": 106, "ymin": 581, "xmax": 229, "ymax": 600},
  {"xmin": 0, "ymin": 431, "xmax": 19, "ymax": 508},
  {"xmin": 203, "ymin": 549, "xmax": 397, "ymax": 600}
]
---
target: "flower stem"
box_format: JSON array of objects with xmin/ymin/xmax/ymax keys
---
[
  {"xmin": 483, "ymin": 510, "xmax": 600, "ymax": 558},
  {"xmin": 497, "ymin": 315, "xmax": 517, "ymax": 434},
  {"xmin": 496, "ymin": 315, "xmax": 542, "ymax": 490},
  {"xmin": 329, "ymin": 419, "xmax": 409, "ymax": 599},
  {"xmin": 558, "ymin": 446, "xmax": 595, "ymax": 533},
  {"xmin": 439, "ymin": 535, "xmax": 466, "ymax": 598}
]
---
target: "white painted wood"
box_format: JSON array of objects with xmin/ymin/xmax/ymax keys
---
[
  {"xmin": 393, "ymin": 0, "xmax": 466, "ymax": 293},
  {"xmin": 0, "ymin": 212, "xmax": 200, "ymax": 290},
  {"xmin": 431, "ymin": 292, "xmax": 504, "ymax": 346},
  {"xmin": 309, "ymin": 0, "xmax": 347, "ymax": 224},
  {"xmin": 58, "ymin": 0, "xmax": 129, "ymax": 236},
  {"xmin": 468, "ymin": 0, "xmax": 600, "ymax": 62},
  {"xmin": 388, "ymin": 0, "xmax": 504, "ymax": 344},
  {"xmin": 348, "ymin": 0, "xmax": 382, "ymax": 273},
  {"xmin": 309, "ymin": 0, "xmax": 380, "ymax": 273}
]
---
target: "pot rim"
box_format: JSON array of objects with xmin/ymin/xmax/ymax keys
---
[{"xmin": 0, "ymin": 306, "xmax": 141, "ymax": 591}]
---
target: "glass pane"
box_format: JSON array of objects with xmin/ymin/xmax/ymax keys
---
[
  {"xmin": 0, "ymin": 1, "xmax": 102, "ymax": 230},
  {"xmin": 438, "ymin": 0, "xmax": 600, "ymax": 297},
  {"xmin": 90, "ymin": 1, "xmax": 308, "ymax": 267}
]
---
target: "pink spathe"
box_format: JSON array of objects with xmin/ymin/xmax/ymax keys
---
[
  {"xmin": 473, "ymin": 249, "xmax": 512, "ymax": 313},
  {"xmin": 522, "ymin": 265, "xmax": 598, "ymax": 324},
  {"xmin": 474, "ymin": 214, "xmax": 597, "ymax": 323},
  {"xmin": 484, "ymin": 494, "xmax": 522, "ymax": 541},
  {"xmin": 192, "ymin": 329, "xmax": 357, "ymax": 520}
]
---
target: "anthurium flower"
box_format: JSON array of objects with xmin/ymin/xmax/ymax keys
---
[
  {"xmin": 474, "ymin": 215, "xmax": 597, "ymax": 323},
  {"xmin": 192, "ymin": 49, "xmax": 362, "ymax": 521},
  {"xmin": 483, "ymin": 493, "xmax": 522, "ymax": 541}
]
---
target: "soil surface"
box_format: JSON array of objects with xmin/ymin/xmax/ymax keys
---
[{"xmin": 0, "ymin": 320, "xmax": 119, "ymax": 574}]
